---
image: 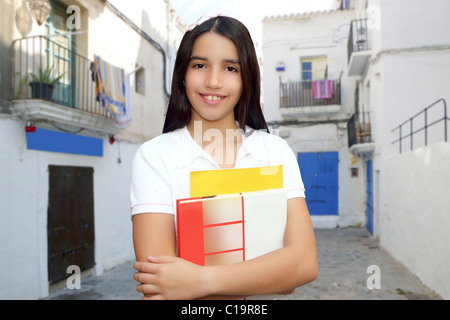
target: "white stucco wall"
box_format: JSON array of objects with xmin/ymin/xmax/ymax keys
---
[
  {"xmin": 0, "ymin": 117, "xmax": 138, "ymax": 299},
  {"xmin": 380, "ymin": 52, "xmax": 450, "ymax": 159},
  {"xmin": 379, "ymin": 142, "xmax": 450, "ymax": 299},
  {"xmin": 380, "ymin": 0, "xmax": 450, "ymax": 51}
]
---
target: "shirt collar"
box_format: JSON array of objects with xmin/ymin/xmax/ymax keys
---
[
  {"xmin": 172, "ymin": 127, "xmax": 207, "ymax": 168},
  {"xmin": 173, "ymin": 126, "xmax": 269, "ymax": 168},
  {"xmin": 239, "ymin": 127, "xmax": 270, "ymax": 163}
]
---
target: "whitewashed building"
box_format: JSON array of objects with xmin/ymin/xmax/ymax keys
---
[
  {"xmin": 263, "ymin": 2, "xmax": 363, "ymax": 229},
  {"xmin": 347, "ymin": 0, "xmax": 450, "ymax": 299},
  {"xmin": 0, "ymin": 0, "xmax": 185, "ymax": 299},
  {"xmin": 263, "ymin": 0, "xmax": 450, "ymax": 299}
]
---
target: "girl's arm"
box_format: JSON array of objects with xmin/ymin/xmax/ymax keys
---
[
  {"xmin": 133, "ymin": 213, "xmax": 177, "ymax": 260},
  {"xmin": 132, "ymin": 213, "xmax": 177, "ymax": 299},
  {"xmin": 133, "ymin": 212, "xmax": 246, "ymax": 300},
  {"xmin": 134, "ymin": 197, "xmax": 318, "ymax": 299}
]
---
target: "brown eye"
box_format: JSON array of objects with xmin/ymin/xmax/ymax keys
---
[
  {"xmin": 193, "ymin": 63, "xmax": 206, "ymax": 69},
  {"xmin": 225, "ymin": 66, "xmax": 238, "ymax": 73}
]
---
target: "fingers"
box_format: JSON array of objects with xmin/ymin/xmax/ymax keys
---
[
  {"xmin": 141, "ymin": 294, "xmax": 164, "ymax": 300},
  {"xmin": 134, "ymin": 256, "xmax": 177, "ymax": 273},
  {"xmin": 134, "ymin": 270, "xmax": 156, "ymax": 284},
  {"xmin": 134, "ymin": 272, "xmax": 165, "ymax": 298},
  {"xmin": 133, "ymin": 256, "xmax": 179, "ymax": 300},
  {"xmin": 147, "ymin": 255, "xmax": 177, "ymax": 263},
  {"xmin": 136, "ymin": 283, "xmax": 159, "ymax": 295},
  {"xmin": 134, "ymin": 261, "xmax": 157, "ymax": 273}
]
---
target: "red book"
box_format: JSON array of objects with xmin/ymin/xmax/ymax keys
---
[{"xmin": 176, "ymin": 189, "xmax": 287, "ymax": 266}]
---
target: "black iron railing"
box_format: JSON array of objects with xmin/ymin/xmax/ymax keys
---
[
  {"xmin": 392, "ymin": 99, "xmax": 448, "ymax": 153},
  {"xmin": 11, "ymin": 35, "xmax": 109, "ymax": 118},
  {"xmin": 279, "ymin": 79, "xmax": 341, "ymax": 108},
  {"xmin": 347, "ymin": 18, "xmax": 369, "ymax": 63},
  {"xmin": 348, "ymin": 111, "xmax": 372, "ymax": 148}
]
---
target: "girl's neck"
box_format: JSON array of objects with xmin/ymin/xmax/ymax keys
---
[
  {"xmin": 187, "ymin": 117, "xmax": 238, "ymax": 136},
  {"xmin": 187, "ymin": 118, "xmax": 242, "ymax": 169}
]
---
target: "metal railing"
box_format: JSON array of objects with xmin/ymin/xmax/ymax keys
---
[
  {"xmin": 11, "ymin": 35, "xmax": 110, "ymax": 118},
  {"xmin": 348, "ymin": 111, "xmax": 372, "ymax": 148},
  {"xmin": 279, "ymin": 79, "xmax": 341, "ymax": 108},
  {"xmin": 347, "ymin": 18, "xmax": 369, "ymax": 63},
  {"xmin": 392, "ymin": 99, "xmax": 449, "ymax": 153}
]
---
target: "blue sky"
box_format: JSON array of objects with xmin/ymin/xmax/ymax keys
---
[{"xmin": 170, "ymin": 0, "xmax": 335, "ymax": 45}]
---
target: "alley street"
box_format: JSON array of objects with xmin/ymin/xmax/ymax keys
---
[{"xmin": 45, "ymin": 227, "xmax": 442, "ymax": 300}]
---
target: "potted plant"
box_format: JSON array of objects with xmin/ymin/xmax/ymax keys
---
[{"xmin": 29, "ymin": 67, "xmax": 65, "ymax": 100}]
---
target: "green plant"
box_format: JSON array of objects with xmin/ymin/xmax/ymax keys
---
[
  {"xmin": 29, "ymin": 67, "xmax": 65, "ymax": 85},
  {"xmin": 11, "ymin": 72, "xmax": 30, "ymax": 99}
]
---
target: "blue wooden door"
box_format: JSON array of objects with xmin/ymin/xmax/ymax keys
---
[
  {"xmin": 298, "ymin": 152, "xmax": 339, "ymax": 215},
  {"xmin": 366, "ymin": 160, "xmax": 374, "ymax": 234}
]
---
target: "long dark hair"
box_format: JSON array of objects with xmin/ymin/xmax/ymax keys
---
[{"xmin": 162, "ymin": 16, "xmax": 268, "ymax": 133}]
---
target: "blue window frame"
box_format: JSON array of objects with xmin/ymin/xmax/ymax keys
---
[{"xmin": 301, "ymin": 62, "xmax": 312, "ymax": 81}]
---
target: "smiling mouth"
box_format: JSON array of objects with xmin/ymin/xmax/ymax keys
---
[{"xmin": 201, "ymin": 94, "xmax": 225, "ymax": 101}]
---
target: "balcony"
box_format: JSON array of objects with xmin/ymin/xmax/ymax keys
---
[
  {"xmin": 279, "ymin": 79, "xmax": 341, "ymax": 118},
  {"xmin": 347, "ymin": 112, "xmax": 374, "ymax": 155},
  {"xmin": 10, "ymin": 35, "xmax": 120, "ymax": 135},
  {"xmin": 347, "ymin": 19, "xmax": 371, "ymax": 77}
]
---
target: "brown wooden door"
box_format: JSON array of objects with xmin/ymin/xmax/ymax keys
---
[{"xmin": 48, "ymin": 165, "xmax": 95, "ymax": 284}]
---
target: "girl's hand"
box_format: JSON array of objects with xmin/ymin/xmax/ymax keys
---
[{"xmin": 134, "ymin": 256, "xmax": 208, "ymax": 300}]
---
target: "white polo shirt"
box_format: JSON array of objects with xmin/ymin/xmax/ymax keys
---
[{"xmin": 130, "ymin": 126, "xmax": 305, "ymax": 217}]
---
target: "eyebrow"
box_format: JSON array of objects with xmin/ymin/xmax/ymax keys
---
[{"xmin": 190, "ymin": 56, "xmax": 241, "ymax": 64}]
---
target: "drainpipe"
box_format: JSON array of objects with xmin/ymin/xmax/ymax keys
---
[
  {"xmin": 164, "ymin": 0, "xmax": 172, "ymax": 96},
  {"xmin": 102, "ymin": 0, "xmax": 171, "ymax": 100}
]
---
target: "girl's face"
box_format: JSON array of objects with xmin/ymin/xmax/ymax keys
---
[{"xmin": 185, "ymin": 32, "xmax": 243, "ymax": 126}]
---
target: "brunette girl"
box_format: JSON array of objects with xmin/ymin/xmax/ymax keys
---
[{"xmin": 130, "ymin": 14, "xmax": 317, "ymax": 300}]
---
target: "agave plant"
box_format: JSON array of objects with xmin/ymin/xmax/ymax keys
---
[{"xmin": 29, "ymin": 67, "xmax": 65, "ymax": 85}]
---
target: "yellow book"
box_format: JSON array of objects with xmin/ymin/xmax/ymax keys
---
[{"xmin": 190, "ymin": 165, "xmax": 283, "ymax": 198}]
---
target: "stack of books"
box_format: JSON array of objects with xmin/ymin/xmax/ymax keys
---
[{"xmin": 176, "ymin": 165, "xmax": 287, "ymax": 266}]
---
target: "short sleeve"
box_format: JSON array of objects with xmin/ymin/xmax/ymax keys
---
[
  {"xmin": 281, "ymin": 141, "xmax": 306, "ymax": 200},
  {"xmin": 130, "ymin": 142, "xmax": 174, "ymax": 216}
]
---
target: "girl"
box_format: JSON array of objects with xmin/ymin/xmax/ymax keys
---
[{"xmin": 130, "ymin": 14, "xmax": 317, "ymax": 300}]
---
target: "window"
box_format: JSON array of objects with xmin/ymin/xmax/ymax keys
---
[
  {"xmin": 301, "ymin": 62, "xmax": 312, "ymax": 81},
  {"xmin": 300, "ymin": 56, "xmax": 327, "ymax": 81},
  {"xmin": 135, "ymin": 66, "xmax": 145, "ymax": 96}
]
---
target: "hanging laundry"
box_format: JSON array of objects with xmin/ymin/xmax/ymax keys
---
[
  {"xmin": 313, "ymin": 80, "xmax": 333, "ymax": 99},
  {"xmin": 93, "ymin": 55, "xmax": 126, "ymax": 115},
  {"xmin": 112, "ymin": 73, "xmax": 132, "ymax": 128}
]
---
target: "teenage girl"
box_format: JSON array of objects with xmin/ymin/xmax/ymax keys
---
[{"xmin": 130, "ymin": 14, "xmax": 318, "ymax": 300}]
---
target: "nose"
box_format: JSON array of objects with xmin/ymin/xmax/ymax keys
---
[{"xmin": 205, "ymin": 68, "xmax": 222, "ymax": 89}]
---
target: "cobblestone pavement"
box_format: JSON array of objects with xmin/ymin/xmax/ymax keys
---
[
  {"xmin": 45, "ymin": 227, "xmax": 442, "ymax": 300},
  {"xmin": 280, "ymin": 228, "xmax": 442, "ymax": 300}
]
